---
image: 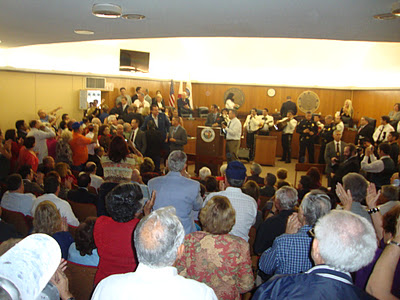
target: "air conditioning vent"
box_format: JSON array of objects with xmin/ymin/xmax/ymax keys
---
[{"xmin": 85, "ymin": 77, "xmax": 106, "ymax": 89}]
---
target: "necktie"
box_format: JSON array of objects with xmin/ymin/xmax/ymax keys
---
[
  {"xmin": 377, "ymin": 126, "xmax": 384, "ymax": 141},
  {"xmin": 336, "ymin": 142, "xmax": 340, "ymax": 156}
]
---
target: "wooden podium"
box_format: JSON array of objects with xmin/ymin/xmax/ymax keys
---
[
  {"xmin": 195, "ymin": 126, "xmax": 225, "ymax": 176},
  {"xmin": 255, "ymin": 135, "xmax": 277, "ymax": 166}
]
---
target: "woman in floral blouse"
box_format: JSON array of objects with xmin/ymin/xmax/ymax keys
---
[{"xmin": 176, "ymin": 196, "xmax": 254, "ymax": 300}]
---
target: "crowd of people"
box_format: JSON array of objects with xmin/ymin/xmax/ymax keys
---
[{"xmin": 0, "ymin": 88, "xmax": 399, "ymax": 299}]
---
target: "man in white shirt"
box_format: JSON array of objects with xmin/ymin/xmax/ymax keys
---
[
  {"xmin": 26, "ymin": 120, "xmax": 56, "ymax": 163},
  {"xmin": 1, "ymin": 174, "xmax": 35, "ymax": 216},
  {"xmin": 361, "ymin": 142, "xmax": 396, "ymax": 189},
  {"xmin": 277, "ymin": 111, "xmax": 297, "ymax": 163},
  {"xmin": 243, "ymin": 108, "xmax": 262, "ymax": 161},
  {"xmin": 31, "ymin": 175, "xmax": 79, "ymax": 226},
  {"xmin": 133, "ymin": 92, "xmax": 150, "ymax": 114},
  {"xmin": 221, "ymin": 109, "xmax": 242, "ymax": 162},
  {"xmin": 204, "ymin": 161, "xmax": 257, "ymax": 242},
  {"xmin": 92, "ymin": 207, "xmax": 217, "ymax": 300},
  {"xmin": 115, "ymin": 87, "xmax": 132, "ymax": 106},
  {"xmin": 85, "ymin": 162, "xmax": 104, "ymax": 191},
  {"xmin": 258, "ymin": 108, "xmax": 274, "ymax": 136},
  {"xmin": 373, "ymin": 115, "xmax": 394, "ymax": 145}
]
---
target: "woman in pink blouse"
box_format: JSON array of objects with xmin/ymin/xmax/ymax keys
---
[
  {"xmin": 176, "ymin": 196, "xmax": 254, "ymax": 300},
  {"xmin": 18, "ymin": 136, "xmax": 39, "ymax": 172}
]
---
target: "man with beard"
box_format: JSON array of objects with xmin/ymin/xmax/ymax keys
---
[{"xmin": 331, "ymin": 143, "xmax": 360, "ymax": 188}]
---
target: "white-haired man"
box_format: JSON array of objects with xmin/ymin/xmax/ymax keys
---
[
  {"xmin": 254, "ymin": 186, "xmax": 298, "ymax": 256},
  {"xmin": 148, "ymin": 151, "xmax": 203, "ymax": 235},
  {"xmin": 92, "ymin": 207, "xmax": 217, "ymax": 300},
  {"xmin": 199, "ymin": 167, "xmax": 211, "ymax": 181},
  {"xmin": 253, "ymin": 210, "xmax": 377, "ymax": 299},
  {"xmin": 259, "ymin": 191, "xmax": 331, "ymax": 277}
]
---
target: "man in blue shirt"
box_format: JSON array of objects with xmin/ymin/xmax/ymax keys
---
[
  {"xmin": 259, "ymin": 191, "xmax": 331, "ymax": 277},
  {"xmin": 253, "ymin": 210, "xmax": 377, "ymax": 300}
]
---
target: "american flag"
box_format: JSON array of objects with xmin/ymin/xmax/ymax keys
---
[{"xmin": 169, "ymin": 79, "xmax": 176, "ymax": 107}]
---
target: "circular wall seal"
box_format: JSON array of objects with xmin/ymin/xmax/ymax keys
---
[
  {"xmin": 297, "ymin": 91, "xmax": 320, "ymax": 114},
  {"xmin": 201, "ymin": 127, "xmax": 216, "ymax": 143},
  {"xmin": 267, "ymin": 88, "xmax": 276, "ymax": 97},
  {"xmin": 224, "ymin": 88, "xmax": 245, "ymax": 109}
]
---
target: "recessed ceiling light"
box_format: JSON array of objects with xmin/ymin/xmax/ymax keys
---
[
  {"xmin": 121, "ymin": 14, "xmax": 146, "ymax": 20},
  {"xmin": 373, "ymin": 13, "xmax": 399, "ymax": 20},
  {"xmin": 74, "ymin": 29, "xmax": 95, "ymax": 35},
  {"xmin": 92, "ymin": 3, "xmax": 122, "ymax": 18}
]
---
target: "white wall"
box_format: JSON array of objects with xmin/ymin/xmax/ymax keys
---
[{"xmin": 1, "ymin": 37, "xmax": 399, "ymax": 89}]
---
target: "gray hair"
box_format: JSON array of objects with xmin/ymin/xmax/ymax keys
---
[
  {"xmin": 315, "ymin": 210, "xmax": 377, "ymax": 272},
  {"xmin": 92, "ymin": 118, "xmax": 101, "ymax": 126},
  {"xmin": 167, "ymin": 150, "xmax": 187, "ymax": 172},
  {"xmin": 123, "ymin": 123, "xmax": 131, "ymax": 131},
  {"xmin": 275, "ymin": 186, "xmax": 298, "ymax": 210},
  {"xmin": 300, "ymin": 190, "xmax": 331, "ymax": 226},
  {"xmin": 250, "ymin": 163, "xmax": 262, "ymax": 176},
  {"xmin": 108, "ymin": 115, "xmax": 117, "ymax": 122},
  {"xmin": 381, "ymin": 185, "xmax": 399, "ymax": 202},
  {"xmin": 134, "ymin": 207, "xmax": 184, "ymax": 268},
  {"xmin": 199, "ymin": 167, "xmax": 211, "ymax": 181},
  {"xmin": 343, "ymin": 173, "xmax": 367, "ymax": 203}
]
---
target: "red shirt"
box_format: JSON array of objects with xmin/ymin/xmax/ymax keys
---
[
  {"xmin": 93, "ymin": 216, "xmax": 140, "ymax": 285},
  {"xmin": 18, "ymin": 146, "xmax": 39, "ymax": 172},
  {"xmin": 69, "ymin": 132, "xmax": 92, "ymax": 166}
]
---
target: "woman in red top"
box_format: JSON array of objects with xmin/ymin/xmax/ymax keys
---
[
  {"xmin": 5, "ymin": 129, "xmax": 23, "ymax": 172},
  {"xmin": 18, "ymin": 136, "xmax": 39, "ymax": 172},
  {"xmin": 93, "ymin": 183, "xmax": 144, "ymax": 286}
]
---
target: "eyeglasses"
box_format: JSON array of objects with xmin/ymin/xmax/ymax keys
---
[{"xmin": 308, "ymin": 228, "xmax": 315, "ymax": 238}]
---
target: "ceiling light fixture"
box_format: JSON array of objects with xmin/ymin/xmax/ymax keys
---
[
  {"xmin": 392, "ymin": 1, "xmax": 400, "ymax": 16},
  {"xmin": 74, "ymin": 29, "xmax": 95, "ymax": 35},
  {"xmin": 373, "ymin": 13, "xmax": 399, "ymax": 20},
  {"xmin": 121, "ymin": 14, "xmax": 146, "ymax": 20},
  {"xmin": 92, "ymin": 3, "xmax": 122, "ymax": 18}
]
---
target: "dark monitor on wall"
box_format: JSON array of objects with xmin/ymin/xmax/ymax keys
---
[{"xmin": 120, "ymin": 49, "xmax": 150, "ymax": 73}]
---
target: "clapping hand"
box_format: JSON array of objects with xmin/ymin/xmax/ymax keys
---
[
  {"xmin": 336, "ymin": 183, "xmax": 353, "ymax": 211},
  {"xmin": 366, "ymin": 183, "xmax": 381, "ymax": 209}
]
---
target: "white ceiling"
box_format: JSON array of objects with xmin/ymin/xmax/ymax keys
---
[{"xmin": 1, "ymin": 0, "xmax": 400, "ymax": 49}]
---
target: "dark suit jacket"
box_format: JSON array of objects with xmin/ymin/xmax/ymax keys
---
[
  {"xmin": 131, "ymin": 129, "xmax": 147, "ymax": 155},
  {"xmin": 390, "ymin": 142, "xmax": 399, "ymax": 166},
  {"xmin": 122, "ymin": 112, "xmax": 144, "ymax": 126},
  {"xmin": 145, "ymin": 129, "xmax": 164, "ymax": 157},
  {"xmin": 355, "ymin": 124, "xmax": 374, "ymax": 145},
  {"xmin": 324, "ymin": 140, "xmax": 347, "ymax": 173},
  {"xmin": 151, "ymin": 99, "xmax": 166, "ymax": 112},
  {"xmin": 67, "ymin": 187, "xmax": 98, "ymax": 205},
  {"xmin": 332, "ymin": 156, "xmax": 360, "ymax": 184},
  {"xmin": 141, "ymin": 113, "xmax": 171, "ymax": 141},
  {"xmin": 280, "ymin": 100, "xmax": 297, "ymax": 117},
  {"xmin": 169, "ymin": 125, "xmax": 187, "ymax": 151},
  {"xmin": 177, "ymin": 98, "xmax": 192, "ymax": 116},
  {"xmin": 205, "ymin": 112, "xmax": 219, "ymax": 126}
]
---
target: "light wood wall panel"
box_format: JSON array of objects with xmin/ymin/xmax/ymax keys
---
[
  {"xmin": 352, "ymin": 90, "xmax": 400, "ymax": 123},
  {"xmin": 191, "ymin": 83, "xmax": 352, "ymax": 117}
]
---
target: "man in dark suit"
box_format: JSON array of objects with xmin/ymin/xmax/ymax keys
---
[
  {"xmin": 331, "ymin": 143, "xmax": 360, "ymax": 187},
  {"xmin": 67, "ymin": 173, "xmax": 98, "ymax": 205},
  {"xmin": 88, "ymin": 146, "xmax": 104, "ymax": 177},
  {"xmin": 205, "ymin": 104, "xmax": 220, "ymax": 127},
  {"xmin": 177, "ymin": 92, "xmax": 193, "ymax": 116},
  {"xmin": 141, "ymin": 104, "xmax": 171, "ymax": 142},
  {"xmin": 355, "ymin": 116, "xmax": 374, "ymax": 145},
  {"xmin": 280, "ymin": 96, "xmax": 297, "ymax": 118},
  {"xmin": 168, "ymin": 117, "xmax": 188, "ymax": 151},
  {"xmin": 130, "ymin": 117, "xmax": 147, "ymax": 155},
  {"xmin": 388, "ymin": 131, "xmax": 399, "ymax": 166},
  {"xmin": 324, "ymin": 130, "xmax": 347, "ymax": 175}
]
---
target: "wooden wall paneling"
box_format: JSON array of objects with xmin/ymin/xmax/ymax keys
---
[{"xmin": 352, "ymin": 90, "xmax": 400, "ymax": 123}]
